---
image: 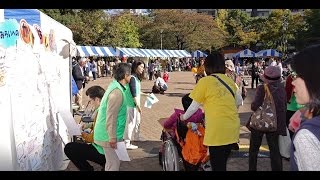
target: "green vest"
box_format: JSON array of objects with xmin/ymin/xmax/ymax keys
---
[
  {"xmin": 125, "ymin": 75, "xmax": 141, "ymax": 108},
  {"xmin": 93, "ymin": 80, "xmax": 128, "ymax": 154}
]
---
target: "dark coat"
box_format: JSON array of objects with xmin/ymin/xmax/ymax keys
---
[
  {"xmin": 72, "ymin": 63, "xmax": 86, "ymax": 90},
  {"xmin": 251, "ymin": 81, "xmax": 287, "ymax": 135}
]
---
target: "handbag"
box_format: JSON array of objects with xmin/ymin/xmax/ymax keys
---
[
  {"xmin": 248, "ymin": 84, "xmax": 277, "ymax": 132},
  {"xmin": 279, "ymin": 128, "xmax": 291, "ymax": 158}
]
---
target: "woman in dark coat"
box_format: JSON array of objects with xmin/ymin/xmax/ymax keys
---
[{"xmin": 248, "ymin": 65, "xmax": 287, "ymax": 171}]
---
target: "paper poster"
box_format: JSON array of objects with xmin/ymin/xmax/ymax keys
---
[
  {"xmin": 115, "ymin": 142, "xmax": 131, "ymax": 161},
  {"xmin": 0, "ymin": 19, "xmax": 19, "ymax": 48},
  {"xmin": 144, "ymin": 93, "xmax": 159, "ymax": 109},
  {"xmin": 58, "ymin": 110, "xmax": 81, "ymax": 137}
]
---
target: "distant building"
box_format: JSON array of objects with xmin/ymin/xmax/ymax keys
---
[
  {"xmin": 191, "ymin": 9, "xmax": 218, "ymax": 18},
  {"xmin": 129, "ymin": 9, "xmax": 149, "ymax": 16},
  {"xmin": 241, "ymin": 9, "xmax": 273, "ymax": 17},
  {"xmin": 289, "ymin": 9, "xmax": 304, "ymax": 15},
  {"xmin": 191, "ymin": 9, "xmax": 304, "ymax": 18}
]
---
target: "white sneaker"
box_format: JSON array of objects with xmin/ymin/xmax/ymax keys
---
[{"xmin": 126, "ymin": 143, "xmax": 138, "ymax": 150}]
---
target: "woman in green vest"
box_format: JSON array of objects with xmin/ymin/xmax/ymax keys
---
[
  {"xmin": 93, "ymin": 63, "xmax": 132, "ymax": 171},
  {"xmin": 124, "ymin": 60, "xmax": 149, "ymax": 149}
]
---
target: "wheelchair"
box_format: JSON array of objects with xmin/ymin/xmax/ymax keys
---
[{"xmin": 159, "ymin": 129, "xmax": 211, "ymax": 171}]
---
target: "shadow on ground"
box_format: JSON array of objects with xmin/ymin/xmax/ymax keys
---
[
  {"xmin": 65, "ymin": 141, "xmax": 162, "ymax": 171},
  {"xmin": 174, "ymin": 88, "xmax": 193, "ymax": 91},
  {"xmin": 174, "ymin": 81, "xmax": 196, "ymax": 85},
  {"xmin": 164, "ymin": 92, "xmax": 187, "ymax": 98},
  {"xmin": 121, "ymin": 141, "xmax": 162, "ymax": 171}
]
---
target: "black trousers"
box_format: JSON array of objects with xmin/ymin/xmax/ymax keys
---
[
  {"xmin": 209, "ymin": 144, "xmax": 233, "ymax": 171},
  {"xmin": 64, "ymin": 142, "xmax": 105, "ymax": 171},
  {"xmin": 251, "ymin": 76, "xmax": 259, "ymax": 89},
  {"xmin": 249, "ymin": 129, "xmax": 283, "ymax": 171}
]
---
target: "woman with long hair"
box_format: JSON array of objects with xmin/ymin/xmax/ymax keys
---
[
  {"xmin": 195, "ymin": 58, "xmax": 206, "ymax": 83},
  {"xmin": 124, "ymin": 60, "xmax": 149, "ymax": 149}
]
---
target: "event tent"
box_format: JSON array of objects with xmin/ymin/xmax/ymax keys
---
[
  {"xmin": 256, "ymin": 49, "xmax": 282, "ymax": 57},
  {"xmin": 76, "ymin": 46, "xmax": 116, "ymax": 57},
  {"xmin": 191, "ymin": 50, "xmax": 207, "ymax": 58},
  {"xmin": 233, "ymin": 49, "xmax": 256, "ymax": 58},
  {"xmin": 163, "ymin": 49, "xmax": 191, "ymax": 58}
]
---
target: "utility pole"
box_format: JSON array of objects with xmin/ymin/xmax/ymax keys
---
[{"xmin": 160, "ymin": 29, "xmax": 163, "ymax": 49}]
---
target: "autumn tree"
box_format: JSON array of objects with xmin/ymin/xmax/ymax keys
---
[
  {"xmin": 137, "ymin": 9, "xmax": 227, "ymax": 51},
  {"xmin": 107, "ymin": 13, "xmax": 142, "ymax": 48}
]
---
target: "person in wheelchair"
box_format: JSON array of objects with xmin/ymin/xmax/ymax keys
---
[
  {"xmin": 160, "ymin": 94, "xmax": 205, "ymax": 171},
  {"xmin": 163, "ymin": 93, "xmax": 204, "ymax": 139},
  {"xmin": 64, "ymin": 85, "xmax": 106, "ymax": 171}
]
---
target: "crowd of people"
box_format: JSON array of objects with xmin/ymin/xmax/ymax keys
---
[{"xmin": 67, "ymin": 44, "xmax": 320, "ymax": 171}]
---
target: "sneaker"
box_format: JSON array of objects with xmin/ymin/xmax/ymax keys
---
[{"xmin": 126, "ymin": 143, "xmax": 138, "ymax": 150}]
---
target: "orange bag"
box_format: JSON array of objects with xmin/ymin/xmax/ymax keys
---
[{"xmin": 180, "ymin": 125, "xmax": 207, "ymax": 165}]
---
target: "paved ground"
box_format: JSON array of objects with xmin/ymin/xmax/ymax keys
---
[{"xmin": 65, "ymin": 71, "xmax": 290, "ymax": 171}]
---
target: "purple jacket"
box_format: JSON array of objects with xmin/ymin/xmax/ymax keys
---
[{"xmin": 164, "ymin": 108, "xmax": 204, "ymax": 130}]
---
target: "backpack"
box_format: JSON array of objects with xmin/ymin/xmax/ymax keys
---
[
  {"xmin": 71, "ymin": 77, "xmax": 79, "ymax": 96},
  {"xmin": 247, "ymin": 84, "xmax": 277, "ymax": 132},
  {"xmin": 178, "ymin": 124, "xmax": 208, "ymax": 165}
]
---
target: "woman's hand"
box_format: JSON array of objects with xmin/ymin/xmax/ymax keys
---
[
  {"xmin": 109, "ymin": 140, "xmax": 117, "ymax": 149},
  {"xmin": 137, "ymin": 106, "xmax": 142, "ymax": 114},
  {"xmin": 179, "ymin": 113, "xmax": 185, "ymax": 121},
  {"xmin": 288, "ymin": 124, "xmax": 295, "ymax": 132}
]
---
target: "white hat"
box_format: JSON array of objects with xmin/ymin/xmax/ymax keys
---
[
  {"xmin": 225, "ymin": 60, "xmax": 235, "ymax": 71},
  {"xmin": 79, "ymin": 57, "xmax": 87, "ymax": 62}
]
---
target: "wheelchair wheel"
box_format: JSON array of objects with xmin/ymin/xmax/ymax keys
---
[{"xmin": 162, "ymin": 139, "xmax": 181, "ymax": 171}]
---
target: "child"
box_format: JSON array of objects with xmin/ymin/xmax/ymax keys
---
[
  {"xmin": 163, "ymin": 69, "xmax": 169, "ymax": 83},
  {"xmin": 163, "ymin": 93, "xmax": 204, "ymax": 139},
  {"xmin": 152, "ymin": 72, "xmax": 168, "ymax": 94}
]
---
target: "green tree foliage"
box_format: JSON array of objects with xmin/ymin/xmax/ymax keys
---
[
  {"xmin": 41, "ymin": 9, "xmax": 110, "ymax": 46},
  {"xmin": 221, "ymin": 9, "xmax": 259, "ymax": 48},
  {"xmin": 107, "ymin": 13, "xmax": 142, "ymax": 48},
  {"xmin": 259, "ymin": 9, "xmax": 291, "ymax": 52},
  {"xmin": 73, "ymin": 10, "xmax": 110, "ymax": 46},
  {"xmin": 295, "ymin": 9, "xmax": 320, "ymax": 49},
  {"xmin": 216, "ymin": 9, "xmax": 228, "ymax": 31}
]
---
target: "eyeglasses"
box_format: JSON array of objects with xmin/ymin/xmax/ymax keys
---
[{"xmin": 290, "ymin": 71, "xmax": 299, "ymax": 80}]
